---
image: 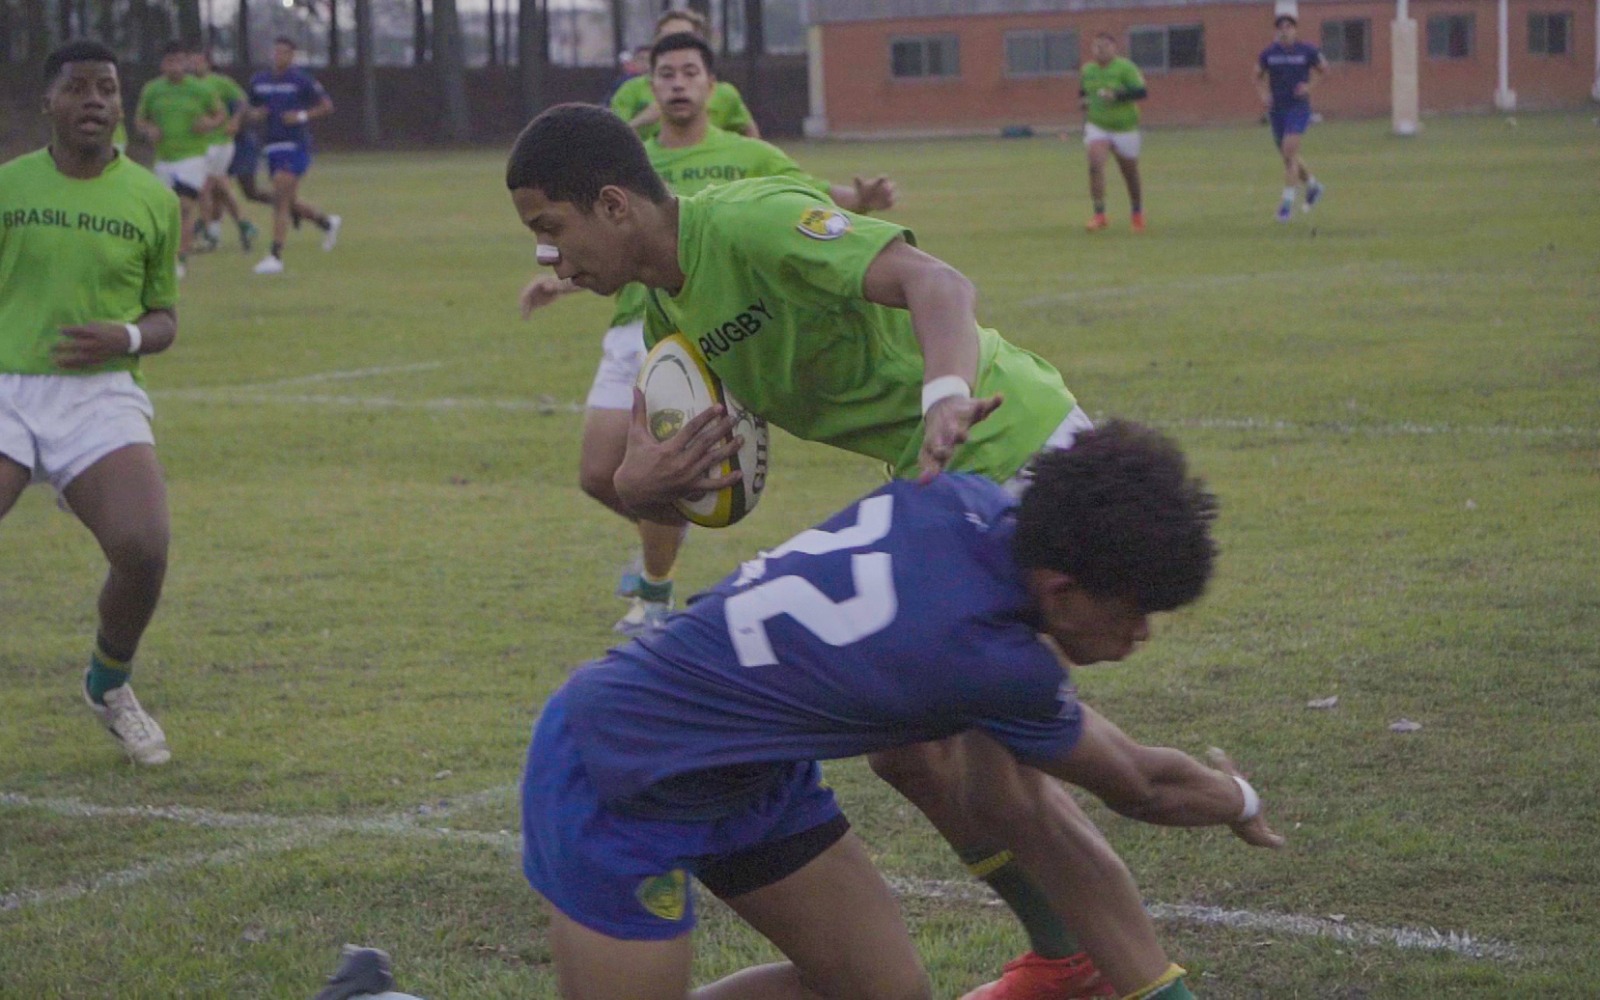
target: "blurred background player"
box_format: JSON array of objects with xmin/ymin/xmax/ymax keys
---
[
  {"xmin": 134, "ymin": 39, "xmax": 225, "ymax": 278},
  {"xmin": 520, "ymin": 33, "xmax": 895, "ymax": 636},
  {"xmin": 1079, "ymin": 33, "xmax": 1148, "ymax": 233},
  {"xmin": 520, "ymin": 423, "xmax": 1282, "ymax": 1000},
  {"xmin": 248, "ymin": 36, "xmax": 342, "ymax": 275},
  {"xmin": 190, "ymin": 49, "xmax": 257, "ymax": 252},
  {"xmin": 605, "ymin": 44, "xmax": 649, "ymax": 104},
  {"xmin": 1, "ymin": 40, "xmax": 181, "ymax": 767},
  {"xmin": 1255, "ymin": 14, "xmax": 1328, "ymax": 221},
  {"xmin": 611, "ymin": 8, "xmax": 759, "ymax": 140}
]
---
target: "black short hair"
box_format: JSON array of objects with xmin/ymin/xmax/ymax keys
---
[
  {"xmin": 275, "ymin": 35, "xmax": 297, "ymax": 48},
  {"xmin": 1014, "ymin": 420, "xmax": 1218, "ymax": 613},
  {"xmin": 1275, "ymin": 14, "xmax": 1297, "ymax": 26},
  {"xmin": 43, "ymin": 40, "xmax": 118, "ymax": 83},
  {"xmin": 505, "ymin": 102, "xmax": 670, "ymax": 206},
  {"xmin": 161, "ymin": 39, "xmax": 191, "ymax": 58},
  {"xmin": 1094, "ymin": 31, "xmax": 1116, "ymax": 43},
  {"xmin": 651, "ymin": 31, "xmax": 715, "ymax": 74}
]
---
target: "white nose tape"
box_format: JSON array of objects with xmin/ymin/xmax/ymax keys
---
[{"xmin": 535, "ymin": 244, "xmax": 560, "ymax": 266}]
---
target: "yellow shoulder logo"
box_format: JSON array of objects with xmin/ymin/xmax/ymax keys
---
[
  {"xmin": 636, "ymin": 869, "xmax": 688, "ymax": 922},
  {"xmin": 797, "ymin": 208, "xmax": 851, "ymax": 241}
]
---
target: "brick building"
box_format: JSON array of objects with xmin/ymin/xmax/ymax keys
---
[{"xmin": 803, "ymin": 0, "xmax": 1599, "ymax": 136}]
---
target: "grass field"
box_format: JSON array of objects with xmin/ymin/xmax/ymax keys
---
[{"xmin": 2, "ymin": 112, "xmax": 1597, "ymax": 998}]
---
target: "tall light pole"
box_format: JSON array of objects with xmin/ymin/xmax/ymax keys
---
[
  {"xmin": 1392, "ymin": 0, "xmax": 1419, "ymax": 134},
  {"xmin": 1493, "ymin": 0, "xmax": 1516, "ymax": 109}
]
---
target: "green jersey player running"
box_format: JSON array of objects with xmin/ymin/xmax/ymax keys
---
[
  {"xmin": 520, "ymin": 32, "xmax": 895, "ymax": 637},
  {"xmin": 508, "ymin": 103, "xmax": 1209, "ymax": 1000},
  {"xmin": 611, "ymin": 7, "xmax": 758, "ymax": 141},
  {"xmin": 1, "ymin": 41, "xmax": 181, "ymax": 767}
]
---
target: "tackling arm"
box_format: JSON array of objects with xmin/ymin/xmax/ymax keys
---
[{"xmin": 1035, "ymin": 704, "xmax": 1285, "ymax": 847}]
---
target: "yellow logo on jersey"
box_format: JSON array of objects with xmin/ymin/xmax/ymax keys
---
[
  {"xmin": 797, "ymin": 207, "xmax": 851, "ymax": 241},
  {"xmin": 636, "ymin": 869, "xmax": 688, "ymax": 922}
]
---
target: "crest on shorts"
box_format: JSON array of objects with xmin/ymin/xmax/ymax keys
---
[
  {"xmin": 796, "ymin": 208, "xmax": 851, "ymax": 241},
  {"xmin": 636, "ymin": 869, "xmax": 688, "ymax": 921}
]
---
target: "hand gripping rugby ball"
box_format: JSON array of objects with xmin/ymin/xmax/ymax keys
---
[{"xmin": 637, "ymin": 333, "xmax": 769, "ymax": 528}]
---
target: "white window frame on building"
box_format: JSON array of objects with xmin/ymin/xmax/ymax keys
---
[
  {"xmin": 1127, "ymin": 23, "xmax": 1205, "ymax": 72},
  {"xmin": 1320, "ymin": 18, "xmax": 1371, "ymax": 64},
  {"xmin": 1527, "ymin": 11, "xmax": 1572, "ymax": 55},
  {"xmin": 889, "ymin": 34, "xmax": 961, "ymax": 79},
  {"xmin": 1426, "ymin": 13, "xmax": 1475, "ymax": 59},
  {"xmin": 1004, "ymin": 28, "xmax": 1081, "ymax": 77}
]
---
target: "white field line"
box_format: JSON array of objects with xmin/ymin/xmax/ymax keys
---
[
  {"xmin": 1157, "ymin": 415, "xmax": 1600, "ymax": 440},
  {"xmin": 238, "ymin": 362, "xmax": 449, "ymax": 389},
  {"xmin": 0, "ymin": 791, "xmax": 1520, "ymax": 961},
  {"xmin": 1014, "ymin": 262, "xmax": 1438, "ymax": 308},
  {"xmin": 154, "ymin": 389, "xmax": 585, "ymax": 415}
]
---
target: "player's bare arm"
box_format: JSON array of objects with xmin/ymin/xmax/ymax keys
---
[
  {"xmin": 1254, "ymin": 65, "xmax": 1273, "ymax": 108},
  {"xmin": 1038, "ymin": 704, "xmax": 1286, "ymax": 849},
  {"xmin": 612, "ymin": 387, "xmax": 742, "ymax": 523},
  {"xmin": 1297, "ymin": 57, "xmax": 1329, "ymax": 97},
  {"xmin": 518, "ymin": 274, "xmax": 579, "ymax": 318},
  {"xmin": 53, "ymin": 308, "xmax": 178, "ymax": 370},
  {"xmin": 829, "ymin": 175, "xmax": 898, "ymax": 214},
  {"xmin": 285, "ymin": 95, "xmax": 333, "ymax": 127},
  {"xmin": 861, "ymin": 238, "xmax": 1002, "ymax": 479},
  {"xmin": 628, "ymin": 102, "xmax": 662, "ymax": 131}
]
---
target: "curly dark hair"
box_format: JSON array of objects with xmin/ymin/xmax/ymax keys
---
[
  {"xmin": 44, "ymin": 40, "xmax": 118, "ymax": 83},
  {"xmin": 505, "ymin": 103, "xmax": 670, "ymax": 207},
  {"xmin": 1013, "ymin": 420, "xmax": 1218, "ymax": 613}
]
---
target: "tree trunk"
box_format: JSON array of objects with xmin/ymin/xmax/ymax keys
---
[
  {"xmin": 412, "ymin": 0, "xmax": 427, "ymax": 65},
  {"xmin": 354, "ymin": 0, "xmax": 378, "ymax": 140},
  {"xmin": 56, "ymin": 0, "xmax": 70, "ymax": 44},
  {"xmin": 486, "ymin": 0, "xmax": 496, "ymax": 66},
  {"xmin": 0, "ymin": 1, "xmax": 12, "ymax": 65},
  {"xmin": 608, "ymin": 0, "xmax": 623, "ymax": 59},
  {"xmin": 431, "ymin": 0, "xmax": 469, "ymax": 140},
  {"xmin": 177, "ymin": 0, "xmax": 202, "ymax": 47},
  {"xmin": 328, "ymin": 0, "xmax": 340, "ymax": 67},
  {"xmin": 19, "ymin": 0, "xmax": 46, "ymax": 64},
  {"xmin": 235, "ymin": 0, "xmax": 250, "ymax": 67},
  {"xmin": 742, "ymin": 0, "xmax": 762, "ymax": 118},
  {"xmin": 516, "ymin": 0, "xmax": 545, "ymax": 116}
]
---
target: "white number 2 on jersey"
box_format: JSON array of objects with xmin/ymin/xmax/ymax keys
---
[{"xmin": 724, "ymin": 495, "xmax": 898, "ymax": 667}]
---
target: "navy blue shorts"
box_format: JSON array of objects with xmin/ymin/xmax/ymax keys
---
[
  {"xmin": 264, "ymin": 144, "xmax": 311, "ymax": 177},
  {"xmin": 228, "ymin": 136, "xmax": 259, "ymax": 178},
  {"xmin": 1270, "ymin": 105, "xmax": 1312, "ymax": 146},
  {"xmin": 520, "ymin": 686, "xmax": 844, "ymax": 941}
]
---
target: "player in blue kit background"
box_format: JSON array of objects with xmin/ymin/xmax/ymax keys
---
[
  {"xmin": 521, "ymin": 422, "xmax": 1284, "ymax": 1000},
  {"xmin": 1255, "ymin": 14, "xmax": 1328, "ymax": 222},
  {"xmin": 247, "ymin": 36, "xmax": 342, "ymax": 275}
]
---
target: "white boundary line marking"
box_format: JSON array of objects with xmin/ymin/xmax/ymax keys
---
[
  {"xmin": 153, "ymin": 389, "xmax": 585, "ymax": 415},
  {"xmin": 0, "ymin": 791, "xmax": 1520, "ymax": 960},
  {"xmin": 244, "ymin": 362, "xmax": 449, "ymax": 389},
  {"xmin": 1156, "ymin": 415, "xmax": 1600, "ymax": 440}
]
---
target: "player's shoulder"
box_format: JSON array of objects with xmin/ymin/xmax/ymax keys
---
[
  {"xmin": 713, "ymin": 80, "xmax": 747, "ymax": 100},
  {"xmin": 115, "ymin": 155, "xmax": 181, "ymax": 207},
  {"xmin": 882, "ymin": 474, "xmax": 1017, "ymax": 534},
  {"xmin": 0, "ymin": 148, "xmax": 49, "ymax": 184}
]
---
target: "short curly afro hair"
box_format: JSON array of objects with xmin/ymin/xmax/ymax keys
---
[{"xmin": 1013, "ymin": 420, "xmax": 1218, "ymax": 613}]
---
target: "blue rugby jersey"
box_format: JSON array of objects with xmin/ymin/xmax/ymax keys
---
[
  {"xmin": 1258, "ymin": 42, "xmax": 1322, "ymax": 110},
  {"xmin": 248, "ymin": 68, "xmax": 326, "ymax": 148},
  {"xmin": 560, "ymin": 474, "xmax": 1083, "ymax": 818}
]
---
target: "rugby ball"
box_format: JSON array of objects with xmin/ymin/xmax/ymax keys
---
[{"xmin": 638, "ymin": 333, "xmax": 768, "ymax": 528}]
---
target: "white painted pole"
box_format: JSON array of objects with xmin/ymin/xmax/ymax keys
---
[
  {"xmin": 803, "ymin": 22, "xmax": 829, "ymax": 138},
  {"xmin": 1494, "ymin": 0, "xmax": 1517, "ymax": 109},
  {"xmin": 1592, "ymin": 0, "xmax": 1600, "ymax": 99},
  {"xmin": 1392, "ymin": 0, "xmax": 1420, "ymax": 133}
]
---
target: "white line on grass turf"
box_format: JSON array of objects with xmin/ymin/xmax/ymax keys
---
[{"xmin": 0, "ymin": 790, "xmax": 1520, "ymax": 960}]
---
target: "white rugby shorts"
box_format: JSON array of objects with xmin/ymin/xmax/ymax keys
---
[
  {"xmin": 585, "ymin": 320, "xmax": 648, "ymax": 411},
  {"xmin": 204, "ymin": 142, "xmax": 234, "ymax": 180},
  {"xmin": 1004, "ymin": 406, "xmax": 1095, "ymax": 497},
  {"xmin": 154, "ymin": 155, "xmax": 208, "ymax": 195},
  {"xmin": 0, "ymin": 372, "xmax": 156, "ymax": 492},
  {"xmin": 1084, "ymin": 123, "xmax": 1143, "ymax": 160}
]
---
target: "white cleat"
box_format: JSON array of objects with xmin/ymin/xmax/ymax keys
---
[
  {"xmin": 321, "ymin": 214, "xmax": 343, "ymax": 251},
  {"xmin": 253, "ymin": 255, "xmax": 285, "ymax": 275},
  {"xmin": 84, "ymin": 674, "xmax": 171, "ymax": 766},
  {"xmin": 613, "ymin": 597, "xmax": 672, "ymax": 636}
]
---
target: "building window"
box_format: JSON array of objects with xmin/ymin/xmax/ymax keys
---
[
  {"xmin": 1528, "ymin": 12, "xmax": 1571, "ymax": 55},
  {"xmin": 1426, "ymin": 14, "xmax": 1474, "ymax": 59},
  {"xmin": 1129, "ymin": 24, "xmax": 1205, "ymax": 72},
  {"xmin": 890, "ymin": 35, "xmax": 960, "ymax": 79},
  {"xmin": 1005, "ymin": 29, "xmax": 1080, "ymax": 76},
  {"xmin": 1321, "ymin": 19, "xmax": 1370, "ymax": 64}
]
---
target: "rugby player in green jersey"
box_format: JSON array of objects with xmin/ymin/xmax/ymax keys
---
[
  {"xmin": 611, "ymin": 7, "xmax": 759, "ymax": 141},
  {"xmin": 507, "ymin": 103, "xmax": 1206, "ymax": 999},
  {"xmin": 522, "ymin": 32, "xmax": 894, "ymax": 637},
  {"xmin": 134, "ymin": 39, "xmax": 225, "ymax": 276},
  {"xmin": 190, "ymin": 49, "xmax": 258, "ymax": 252},
  {"xmin": 1079, "ymin": 34, "xmax": 1148, "ymax": 233},
  {"xmin": 1, "ymin": 41, "xmax": 181, "ymax": 766}
]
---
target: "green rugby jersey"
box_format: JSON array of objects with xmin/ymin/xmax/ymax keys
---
[
  {"xmin": 643, "ymin": 178, "xmax": 1073, "ymax": 482},
  {"xmin": 1081, "ymin": 57, "xmax": 1145, "ymax": 133},
  {"xmin": 198, "ymin": 71, "xmax": 247, "ymax": 146},
  {"xmin": 610, "ymin": 75, "xmax": 755, "ymax": 141},
  {"xmin": 135, "ymin": 74, "xmax": 220, "ymax": 162},
  {"xmin": 609, "ymin": 128, "xmax": 829, "ymax": 328},
  {"xmin": 0, "ymin": 150, "xmax": 180, "ymax": 376}
]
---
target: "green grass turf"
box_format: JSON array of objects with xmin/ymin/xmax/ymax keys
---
[{"xmin": 1, "ymin": 112, "xmax": 1596, "ymax": 997}]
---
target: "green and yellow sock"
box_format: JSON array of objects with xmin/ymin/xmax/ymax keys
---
[
  {"xmin": 1125, "ymin": 964, "xmax": 1192, "ymax": 999},
  {"xmin": 959, "ymin": 847, "xmax": 1080, "ymax": 960},
  {"xmin": 638, "ymin": 573, "xmax": 673, "ymax": 604},
  {"xmin": 86, "ymin": 638, "xmax": 132, "ymax": 705}
]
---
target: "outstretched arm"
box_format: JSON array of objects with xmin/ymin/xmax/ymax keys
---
[{"xmin": 1035, "ymin": 704, "xmax": 1285, "ymax": 848}]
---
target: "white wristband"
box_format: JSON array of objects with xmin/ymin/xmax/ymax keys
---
[
  {"xmin": 297, "ymin": 110, "xmax": 310, "ymax": 124},
  {"xmin": 1232, "ymin": 775, "xmax": 1261, "ymax": 822},
  {"xmin": 921, "ymin": 375, "xmax": 971, "ymax": 417},
  {"xmin": 124, "ymin": 323, "xmax": 142, "ymax": 355}
]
